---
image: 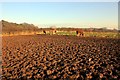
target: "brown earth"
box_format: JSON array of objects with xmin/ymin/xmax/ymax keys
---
[{"xmin": 2, "ymin": 34, "xmax": 120, "ymax": 79}]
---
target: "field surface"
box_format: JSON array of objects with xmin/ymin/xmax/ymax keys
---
[{"xmin": 2, "ymin": 35, "xmax": 120, "ymax": 79}]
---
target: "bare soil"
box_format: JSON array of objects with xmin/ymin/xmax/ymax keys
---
[{"xmin": 2, "ymin": 34, "xmax": 120, "ymax": 79}]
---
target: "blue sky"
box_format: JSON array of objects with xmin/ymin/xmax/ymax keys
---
[{"xmin": 1, "ymin": 2, "xmax": 118, "ymax": 29}]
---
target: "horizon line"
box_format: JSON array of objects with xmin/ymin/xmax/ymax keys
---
[{"xmin": 1, "ymin": 20, "xmax": 119, "ymax": 30}]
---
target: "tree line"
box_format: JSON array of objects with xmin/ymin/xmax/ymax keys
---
[
  {"xmin": 1, "ymin": 20, "xmax": 40, "ymax": 34},
  {"xmin": 1, "ymin": 20, "xmax": 119, "ymax": 34}
]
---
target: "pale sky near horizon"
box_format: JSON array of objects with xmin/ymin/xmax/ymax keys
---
[{"xmin": 1, "ymin": 2, "xmax": 118, "ymax": 29}]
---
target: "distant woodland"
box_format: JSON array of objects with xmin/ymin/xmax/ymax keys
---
[
  {"xmin": 1, "ymin": 20, "xmax": 119, "ymax": 35},
  {"xmin": 1, "ymin": 20, "xmax": 40, "ymax": 34}
]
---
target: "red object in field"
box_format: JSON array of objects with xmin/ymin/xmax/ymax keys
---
[{"xmin": 76, "ymin": 29, "xmax": 84, "ymax": 37}]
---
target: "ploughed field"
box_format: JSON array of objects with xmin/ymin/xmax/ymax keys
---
[{"xmin": 2, "ymin": 35, "xmax": 120, "ymax": 79}]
